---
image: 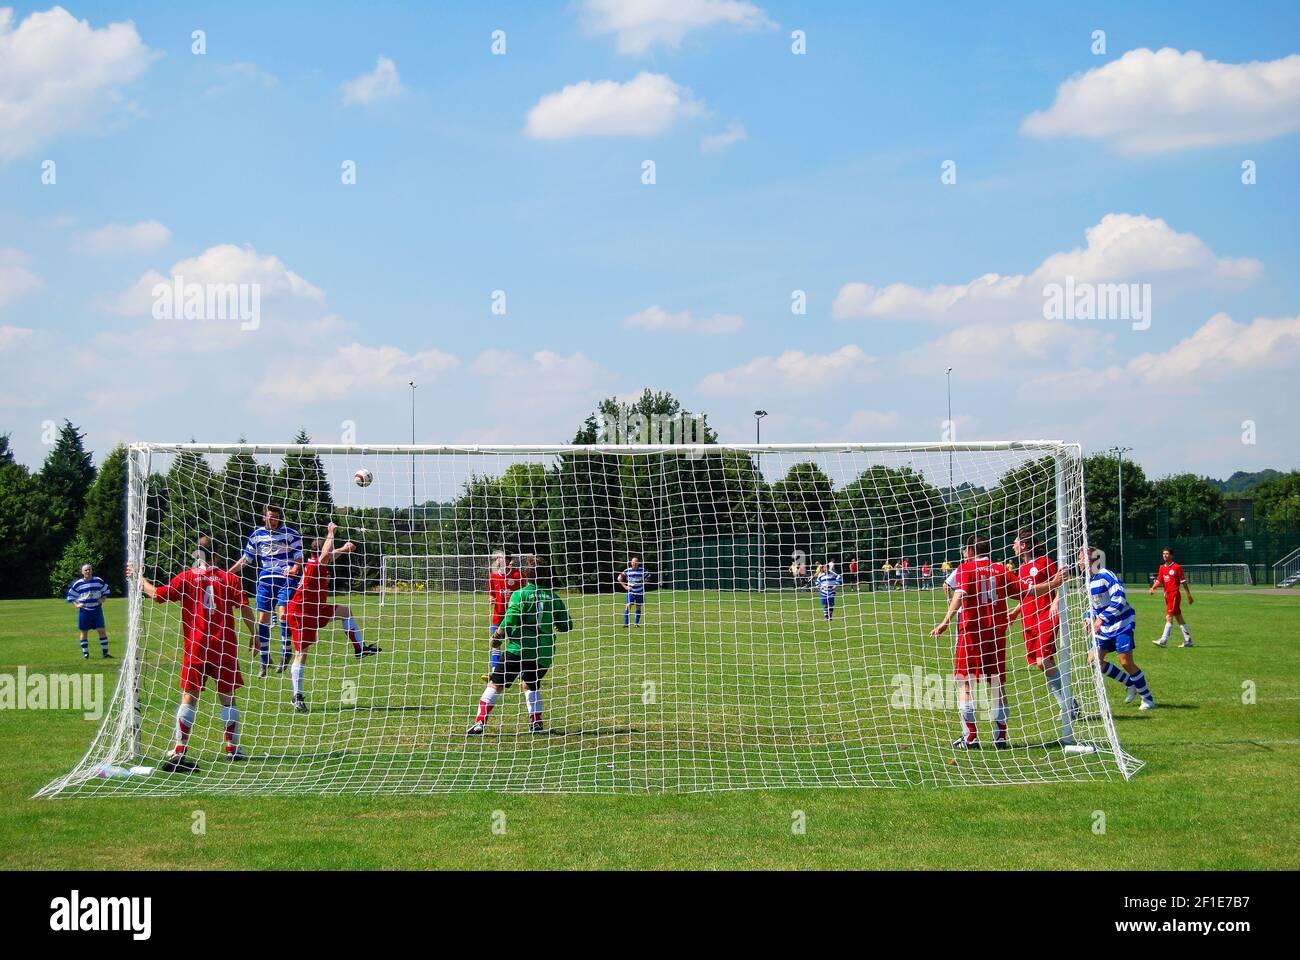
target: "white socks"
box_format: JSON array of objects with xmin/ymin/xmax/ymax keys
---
[
  {"xmin": 1160, "ymin": 623, "xmax": 1173, "ymax": 642},
  {"xmin": 1180, "ymin": 623, "xmax": 1192, "ymax": 641},
  {"xmin": 221, "ymin": 705, "xmax": 239, "ymax": 747},
  {"xmin": 524, "ymin": 688, "xmax": 542, "ymax": 718},
  {"xmin": 291, "ymin": 662, "xmax": 304, "ymax": 696}
]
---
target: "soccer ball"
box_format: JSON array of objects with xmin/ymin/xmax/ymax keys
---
[{"xmin": 353, "ymin": 468, "xmax": 373, "ymax": 488}]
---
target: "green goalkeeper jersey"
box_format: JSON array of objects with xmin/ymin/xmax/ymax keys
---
[{"xmin": 499, "ymin": 582, "xmax": 572, "ymax": 669}]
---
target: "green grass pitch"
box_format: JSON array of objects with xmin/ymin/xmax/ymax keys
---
[{"xmin": 1, "ymin": 588, "xmax": 1297, "ymax": 869}]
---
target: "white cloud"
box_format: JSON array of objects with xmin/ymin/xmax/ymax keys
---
[
  {"xmin": 833, "ymin": 213, "xmax": 1261, "ymax": 322},
  {"xmin": 204, "ymin": 61, "xmax": 277, "ymax": 98},
  {"xmin": 845, "ymin": 409, "xmax": 901, "ymax": 434},
  {"xmin": 259, "ymin": 343, "xmax": 458, "ymax": 403},
  {"xmin": 0, "ymin": 6, "xmax": 156, "ymax": 162},
  {"xmin": 581, "ymin": 0, "xmax": 774, "ymax": 55},
  {"xmin": 0, "ymin": 249, "xmax": 41, "ymax": 308},
  {"xmin": 525, "ymin": 72, "xmax": 704, "ymax": 140},
  {"xmin": 699, "ymin": 345, "xmax": 874, "ymax": 395},
  {"xmin": 340, "ymin": 55, "xmax": 404, "ymax": 107},
  {"xmin": 0, "ymin": 324, "xmax": 33, "ymax": 350},
  {"xmin": 1125, "ymin": 312, "xmax": 1300, "ymax": 385},
  {"xmin": 623, "ymin": 305, "xmax": 743, "ymax": 334},
  {"xmin": 701, "ymin": 121, "xmax": 747, "ymax": 153},
  {"xmin": 72, "ymin": 220, "xmax": 171, "ymax": 256},
  {"xmin": 1022, "ymin": 48, "xmax": 1300, "ymax": 155},
  {"xmin": 113, "ymin": 243, "xmax": 324, "ymax": 316}
]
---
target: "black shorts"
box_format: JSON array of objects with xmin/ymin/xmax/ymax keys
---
[{"xmin": 490, "ymin": 652, "xmax": 549, "ymax": 689}]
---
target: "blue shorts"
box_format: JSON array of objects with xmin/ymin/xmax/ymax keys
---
[
  {"xmin": 255, "ymin": 577, "xmax": 289, "ymax": 613},
  {"xmin": 1095, "ymin": 627, "xmax": 1136, "ymax": 655},
  {"xmin": 77, "ymin": 608, "xmax": 105, "ymax": 632},
  {"xmin": 276, "ymin": 583, "xmax": 299, "ymax": 608},
  {"xmin": 821, "ymin": 594, "xmax": 835, "ymax": 608},
  {"xmin": 626, "ymin": 592, "xmax": 645, "ymax": 605}
]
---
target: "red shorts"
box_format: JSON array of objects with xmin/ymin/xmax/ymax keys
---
[
  {"xmin": 288, "ymin": 604, "xmax": 338, "ymax": 651},
  {"xmin": 180, "ymin": 649, "xmax": 243, "ymax": 696},
  {"xmin": 1023, "ymin": 621, "xmax": 1058, "ymax": 665},
  {"xmin": 1164, "ymin": 592, "xmax": 1182, "ymax": 617},
  {"xmin": 954, "ymin": 634, "xmax": 1007, "ymax": 679}
]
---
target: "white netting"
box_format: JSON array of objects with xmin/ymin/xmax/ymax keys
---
[{"xmin": 40, "ymin": 441, "xmax": 1140, "ymax": 796}]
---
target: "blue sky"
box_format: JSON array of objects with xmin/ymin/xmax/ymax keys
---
[{"xmin": 2, "ymin": 0, "xmax": 1298, "ymax": 478}]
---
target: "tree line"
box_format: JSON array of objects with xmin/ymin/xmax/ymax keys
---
[{"xmin": 2, "ymin": 397, "xmax": 1298, "ymax": 599}]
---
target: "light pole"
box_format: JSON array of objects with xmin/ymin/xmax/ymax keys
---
[
  {"xmin": 1109, "ymin": 445, "xmax": 1133, "ymax": 578},
  {"xmin": 945, "ymin": 367, "xmax": 954, "ymax": 495},
  {"xmin": 754, "ymin": 410, "xmax": 768, "ymax": 591},
  {"xmin": 408, "ymin": 381, "xmax": 417, "ymax": 515}
]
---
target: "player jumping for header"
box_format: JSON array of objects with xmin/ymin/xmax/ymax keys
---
[
  {"xmin": 228, "ymin": 504, "xmax": 303, "ymax": 679},
  {"xmin": 1149, "ymin": 547, "xmax": 1194, "ymax": 648}
]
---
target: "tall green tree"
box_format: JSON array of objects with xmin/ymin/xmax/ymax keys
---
[
  {"xmin": 53, "ymin": 444, "xmax": 128, "ymax": 594},
  {"xmin": 577, "ymin": 389, "xmax": 719, "ymax": 444},
  {"xmin": 0, "ymin": 435, "xmax": 57, "ymax": 597},
  {"xmin": 1149, "ymin": 474, "xmax": 1229, "ymax": 538},
  {"xmin": 1253, "ymin": 470, "xmax": 1300, "ymax": 533},
  {"xmin": 276, "ymin": 430, "xmax": 334, "ymax": 540},
  {"xmin": 1083, "ymin": 453, "xmax": 1155, "ymax": 555},
  {"xmin": 39, "ymin": 421, "xmax": 97, "ymax": 569}
]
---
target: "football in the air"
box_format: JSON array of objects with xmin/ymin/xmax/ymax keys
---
[{"xmin": 353, "ymin": 468, "xmax": 373, "ymax": 488}]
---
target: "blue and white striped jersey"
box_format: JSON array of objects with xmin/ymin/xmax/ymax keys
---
[
  {"xmin": 815, "ymin": 571, "xmax": 843, "ymax": 598},
  {"xmin": 241, "ymin": 525, "xmax": 304, "ymax": 580},
  {"xmin": 1088, "ymin": 568, "xmax": 1136, "ymax": 638},
  {"xmin": 66, "ymin": 577, "xmax": 110, "ymax": 610},
  {"xmin": 622, "ymin": 566, "xmax": 646, "ymax": 594}
]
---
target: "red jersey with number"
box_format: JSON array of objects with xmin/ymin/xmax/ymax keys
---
[
  {"xmin": 1156, "ymin": 562, "xmax": 1185, "ymax": 596},
  {"xmin": 153, "ymin": 566, "xmax": 246, "ymax": 654},
  {"xmin": 953, "ymin": 558, "xmax": 1021, "ymax": 639}
]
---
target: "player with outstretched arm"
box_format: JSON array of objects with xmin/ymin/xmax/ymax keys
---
[
  {"xmin": 128, "ymin": 537, "xmax": 255, "ymax": 771},
  {"xmin": 285, "ymin": 522, "xmax": 381, "ymax": 713}
]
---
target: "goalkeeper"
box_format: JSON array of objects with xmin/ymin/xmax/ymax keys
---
[{"xmin": 467, "ymin": 554, "xmax": 572, "ymax": 736}]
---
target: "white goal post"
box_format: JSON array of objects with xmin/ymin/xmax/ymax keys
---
[
  {"xmin": 40, "ymin": 441, "xmax": 1141, "ymax": 797},
  {"xmin": 1177, "ymin": 563, "xmax": 1254, "ymax": 587}
]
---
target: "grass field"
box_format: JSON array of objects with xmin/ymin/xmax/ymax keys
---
[{"xmin": 2, "ymin": 588, "xmax": 1297, "ymax": 869}]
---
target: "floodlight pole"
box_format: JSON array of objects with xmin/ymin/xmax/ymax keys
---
[
  {"xmin": 754, "ymin": 410, "xmax": 768, "ymax": 590},
  {"xmin": 409, "ymin": 381, "xmax": 417, "ymax": 513},
  {"xmin": 1109, "ymin": 445, "xmax": 1133, "ymax": 578},
  {"xmin": 945, "ymin": 368, "xmax": 954, "ymax": 495}
]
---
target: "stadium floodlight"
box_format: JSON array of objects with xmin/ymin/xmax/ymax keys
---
[{"xmin": 38, "ymin": 440, "xmax": 1141, "ymax": 797}]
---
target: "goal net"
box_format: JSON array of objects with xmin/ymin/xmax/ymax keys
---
[
  {"xmin": 1179, "ymin": 563, "xmax": 1254, "ymax": 587},
  {"xmin": 40, "ymin": 441, "xmax": 1141, "ymax": 797}
]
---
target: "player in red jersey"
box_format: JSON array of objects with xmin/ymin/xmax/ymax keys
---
[
  {"xmin": 482, "ymin": 551, "xmax": 524, "ymax": 682},
  {"xmin": 931, "ymin": 535, "xmax": 1063, "ymax": 750},
  {"xmin": 128, "ymin": 537, "xmax": 256, "ymax": 772},
  {"xmin": 1008, "ymin": 529, "xmax": 1080, "ymax": 743},
  {"xmin": 286, "ymin": 522, "xmax": 380, "ymax": 712},
  {"xmin": 1149, "ymin": 548, "xmax": 1194, "ymax": 647}
]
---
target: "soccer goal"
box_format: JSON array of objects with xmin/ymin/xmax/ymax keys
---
[
  {"xmin": 1180, "ymin": 563, "xmax": 1254, "ymax": 587},
  {"xmin": 40, "ymin": 441, "xmax": 1141, "ymax": 797}
]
